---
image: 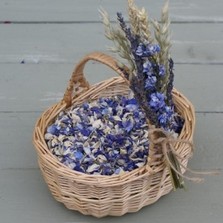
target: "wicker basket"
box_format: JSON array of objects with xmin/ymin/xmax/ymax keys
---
[{"xmin": 33, "ymin": 52, "xmax": 195, "ymax": 217}]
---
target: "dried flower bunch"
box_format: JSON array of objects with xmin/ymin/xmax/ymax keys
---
[
  {"xmin": 100, "ymin": 0, "xmax": 183, "ymax": 131},
  {"xmin": 44, "ymin": 0, "xmax": 185, "ymax": 182}
]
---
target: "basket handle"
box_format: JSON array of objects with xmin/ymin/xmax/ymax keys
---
[{"xmin": 63, "ymin": 52, "xmax": 130, "ymax": 107}]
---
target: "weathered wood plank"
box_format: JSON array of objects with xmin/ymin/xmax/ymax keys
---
[
  {"xmin": 0, "ymin": 112, "xmax": 40, "ymax": 169},
  {"xmin": 0, "ymin": 0, "xmax": 223, "ymax": 22},
  {"xmin": 0, "ymin": 63, "xmax": 223, "ymax": 112},
  {"xmin": 0, "ymin": 23, "xmax": 223, "ymax": 64},
  {"xmin": 0, "ymin": 112, "xmax": 223, "ymax": 169}
]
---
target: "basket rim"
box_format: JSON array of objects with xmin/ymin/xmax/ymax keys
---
[{"xmin": 33, "ymin": 77, "xmax": 195, "ymax": 186}]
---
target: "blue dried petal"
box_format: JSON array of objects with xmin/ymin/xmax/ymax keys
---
[
  {"xmin": 82, "ymin": 157, "xmax": 94, "ymax": 165},
  {"xmin": 60, "ymin": 126, "xmax": 74, "ymax": 136},
  {"xmin": 127, "ymin": 98, "xmax": 138, "ymax": 105},
  {"xmin": 143, "ymin": 61, "xmax": 152, "ymax": 74},
  {"xmin": 47, "ymin": 124, "xmax": 60, "ymax": 136},
  {"xmin": 91, "ymin": 106, "xmax": 101, "ymax": 114},
  {"xmin": 122, "ymin": 119, "xmax": 134, "ymax": 132},
  {"xmin": 74, "ymin": 163, "xmax": 85, "ymax": 172},
  {"xmin": 74, "ymin": 151, "xmax": 84, "ymax": 160},
  {"xmin": 60, "ymin": 116, "xmax": 72, "ymax": 124},
  {"xmin": 80, "ymin": 128, "xmax": 92, "ymax": 137},
  {"xmin": 146, "ymin": 44, "xmax": 160, "ymax": 55},
  {"xmin": 101, "ymin": 166, "xmax": 113, "ymax": 175},
  {"xmin": 145, "ymin": 75, "xmax": 157, "ymax": 90},
  {"xmin": 158, "ymin": 116, "xmax": 168, "ymax": 126},
  {"xmin": 149, "ymin": 92, "xmax": 166, "ymax": 111},
  {"xmin": 135, "ymin": 43, "xmax": 144, "ymax": 56},
  {"xmin": 135, "ymin": 151, "xmax": 144, "ymax": 159},
  {"xmin": 82, "ymin": 102, "xmax": 89, "ymax": 110},
  {"xmin": 104, "ymin": 98, "xmax": 116, "ymax": 107},
  {"xmin": 125, "ymin": 162, "xmax": 135, "ymax": 171},
  {"xmin": 102, "ymin": 108, "xmax": 110, "ymax": 115},
  {"xmin": 136, "ymin": 43, "xmax": 161, "ymax": 57}
]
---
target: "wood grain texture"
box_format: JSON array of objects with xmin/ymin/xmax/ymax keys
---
[
  {"xmin": 0, "ymin": 63, "xmax": 223, "ymax": 112},
  {"xmin": 0, "ymin": 23, "xmax": 222, "ymax": 64},
  {"xmin": 0, "ymin": 0, "xmax": 223, "ymax": 22}
]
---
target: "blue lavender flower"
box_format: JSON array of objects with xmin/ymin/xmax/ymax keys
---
[
  {"xmin": 116, "ymin": 12, "xmax": 139, "ymax": 51},
  {"xmin": 102, "ymin": 9, "xmax": 184, "ymax": 134},
  {"xmin": 158, "ymin": 112, "xmax": 171, "ymax": 126},
  {"xmin": 135, "ymin": 43, "xmax": 144, "ymax": 56},
  {"xmin": 166, "ymin": 58, "xmax": 175, "ymax": 105},
  {"xmin": 136, "ymin": 43, "xmax": 160, "ymax": 57},
  {"xmin": 159, "ymin": 64, "xmax": 165, "ymax": 76},
  {"xmin": 145, "ymin": 75, "xmax": 157, "ymax": 90},
  {"xmin": 149, "ymin": 92, "xmax": 166, "ymax": 111},
  {"xmin": 143, "ymin": 61, "xmax": 153, "ymax": 74},
  {"xmin": 145, "ymin": 44, "xmax": 160, "ymax": 55}
]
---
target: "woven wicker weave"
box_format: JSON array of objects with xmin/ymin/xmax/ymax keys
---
[{"xmin": 33, "ymin": 52, "xmax": 195, "ymax": 217}]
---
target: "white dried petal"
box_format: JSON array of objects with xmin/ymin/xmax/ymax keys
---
[
  {"xmin": 71, "ymin": 113, "xmax": 81, "ymax": 123},
  {"xmin": 136, "ymin": 162, "xmax": 145, "ymax": 168},
  {"xmin": 139, "ymin": 138, "xmax": 148, "ymax": 145},
  {"xmin": 63, "ymin": 148, "xmax": 71, "ymax": 156},
  {"xmin": 51, "ymin": 138, "xmax": 59, "ymax": 147},
  {"xmin": 113, "ymin": 116, "xmax": 122, "ymax": 121},
  {"xmin": 58, "ymin": 135, "xmax": 66, "ymax": 142},
  {"xmin": 97, "ymin": 154, "xmax": 107, "ymax": 163},
  {"xmin": 83, "ymin": 146, "xmax": 91, "ymax": 155},
  {"xmin": 94, "ymin": 141, "xmax": 101, "ymax": 149},
  {"xmin": 120, "ymin": 148, "xmax": 127, "ymax": 155},
  {"xmin": 93, "ymin": 120, "xmax": 104, "ymax": 129},
  {"xmin": 86, "ymin": 164, "xmax": 100, "ymax": 173},
  {"xmin": 114, "ymin": 167, "xmax": 125, "ymax": 175},
  {"xmin": 117, "ymin": 159, "xmax": 125, "ymax": 165},
  {"xmin": 67, "ymin": 162, "xmax": 76, "ymax": 169},
  {"xmin": 64, "ymin": 140, "xmax": 73, "ymax": 148},
  {"xmin": 104, "ymin": 126, "xmax": 111, "ymax": 134},
  {"xmin": 45, "ymin": 133, "xmax": 54, "ymax": 140}
]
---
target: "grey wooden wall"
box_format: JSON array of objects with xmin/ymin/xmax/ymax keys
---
[{"xmin": 0, "ymin": 0, "xmax": 222, "ymax": 222}]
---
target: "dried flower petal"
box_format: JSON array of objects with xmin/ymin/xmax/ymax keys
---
[{"xmin": 45, "ymin": 96, "xmax": 151, "ymax": 176}]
